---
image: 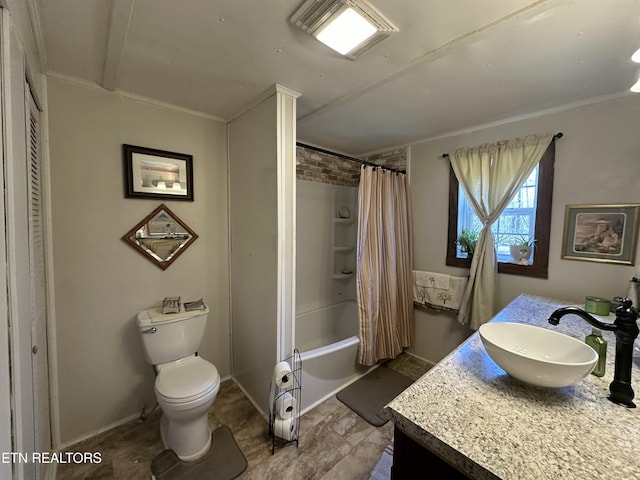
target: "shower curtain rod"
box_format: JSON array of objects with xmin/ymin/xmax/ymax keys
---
[
  {"xmin": 439, "ymin": 132, "xmax": 564, "ymax": 159},
  {"xmin": 296, "ymin": 142, "xmax": 406, "ymax": 174}
]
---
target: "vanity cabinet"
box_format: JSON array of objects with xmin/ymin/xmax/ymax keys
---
[
  {"xmin": 391, "ymin": 427, "xmax": 471, "ymax": 480},
  {"xmin": 384, "ymin": 294, "xmax": 640, "ymax": 480}
]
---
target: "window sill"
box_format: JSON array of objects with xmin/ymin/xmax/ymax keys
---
[{"xmin": 445, "ymin": 257, "xmax": 548, "ymax": 279}]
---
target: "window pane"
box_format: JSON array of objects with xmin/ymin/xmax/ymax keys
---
[{"xmin": 457, "ymin": 165, "xmax": 539, "ymax": 262}]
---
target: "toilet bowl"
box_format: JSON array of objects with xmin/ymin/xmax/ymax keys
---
[
  {"xmin": 155, "ymin": 355, "xmax": 220, "ymax": 461},
  {"xmin": 137, "ymin": 304, "xmax": 219, "ymax": 462}
]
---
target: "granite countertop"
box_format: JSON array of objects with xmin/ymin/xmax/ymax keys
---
[{"xmin": 385, "ymin": 294, "xmax": 640, "ymax": 480}]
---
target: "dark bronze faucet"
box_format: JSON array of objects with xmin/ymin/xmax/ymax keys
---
[{"xmin": 548, "ymin": 297, "xmax": 639, "ymax": 408}]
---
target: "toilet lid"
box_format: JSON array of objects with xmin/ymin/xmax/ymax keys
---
[{"xmin": 155, "ymin": 356, "xmax": 220, "ymax": 402}]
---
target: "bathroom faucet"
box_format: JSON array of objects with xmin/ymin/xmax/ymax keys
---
[{"xmin": 548, "ymin": 297, "xmax": 639, "ymax": 408}]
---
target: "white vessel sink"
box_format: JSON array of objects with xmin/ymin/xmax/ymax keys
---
[{"xmin": 478, "ymin": 322, "xmax": 598, "ymax": 388}]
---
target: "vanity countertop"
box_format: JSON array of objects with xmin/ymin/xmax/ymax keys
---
[{"xmin": 385, "ymin": 294, "xmax": 640, "ymax": 480}]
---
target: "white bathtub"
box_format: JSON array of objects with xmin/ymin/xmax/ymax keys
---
[{"xmin": 296, "ymin": 300, "xmax": 372, "ymax": 413}]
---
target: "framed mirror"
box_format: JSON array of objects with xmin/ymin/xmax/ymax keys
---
[{"xmin": 121, "ymin": 204, "xmax": 198, "ymax": 270}]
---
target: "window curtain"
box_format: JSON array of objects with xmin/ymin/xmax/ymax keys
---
[
  {"xmin": 450, "ymin": 133, "xmax": 554, "ymax": 330},
  {"xmin": 356, "ymin": 166, "xmax": 413, "ymax": 366}
]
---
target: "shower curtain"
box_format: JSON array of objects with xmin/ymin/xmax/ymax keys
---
[{"xmin": 356, "ymin": 166, "xmax": 413, "ymax": 366}]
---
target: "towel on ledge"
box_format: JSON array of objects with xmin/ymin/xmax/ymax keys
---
[
  {"xmin": 415, "ymin": 271, "xmax": 450, "ymax": 290},
  {"xmin": 413, "ymin": 270, "xmax": 467, "ymax": 312}
]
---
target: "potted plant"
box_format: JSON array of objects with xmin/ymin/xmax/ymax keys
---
[
  {"xmin": 509, "ymin": 236, "xmax": 536, "ymax": 265},
  {"xmin": 456, "ymin": 228, "xmax": 479, "ymax": 258}
]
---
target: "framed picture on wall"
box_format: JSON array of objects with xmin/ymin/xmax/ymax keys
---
[
  {"xmin": 561, "ymin": 204, "xmax": 640, "ymax": 265},
  {"xmin": 123, "ymin": 144, "xmax": 194, "ymax": 201}
]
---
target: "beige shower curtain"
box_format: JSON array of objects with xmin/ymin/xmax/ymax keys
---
[
  {"xmin": 450, "ymin": 133, "xmax": 554, "ymax": 330},
  {"xmin": 356, "ymin": 166, "xmax": 413, "ymax": 366}
]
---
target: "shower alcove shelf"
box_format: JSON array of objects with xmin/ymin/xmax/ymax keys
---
[{"xmin": 332, "ymin": 215, "xmax": 356, "ymax": 279}]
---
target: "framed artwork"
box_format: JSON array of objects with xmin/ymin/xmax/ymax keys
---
[
  {"xmin": 121, "ymin": 204, "xmax": 198, "ymax": 270},
  {"xmin": 561, "ymin": 204, "xmax": 639, "ymax": 265},
  {"xmin": 123, "ymin": 144, "xmax": 194, "ymax": 201}
]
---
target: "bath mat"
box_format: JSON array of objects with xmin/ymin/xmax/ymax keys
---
[
  {"xmin": 337, "ymin": 366, "xmax": 413, "ymax": 426},
  {"xmin": 150, "ymin": 426, "xmax": 247, "ymax": 480}
]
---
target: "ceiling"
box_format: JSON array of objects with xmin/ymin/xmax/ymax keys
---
[{"xmin": 34, "ymin": 0, "xmax": 640, "ymax": 155}]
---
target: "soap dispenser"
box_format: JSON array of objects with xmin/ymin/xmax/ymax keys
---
[{"xmin": 585, "ymin": 328, "xmax": 607, "ymax": 377}]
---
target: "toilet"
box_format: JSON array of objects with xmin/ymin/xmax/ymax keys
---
[{"xmin": 137, "ymin": 304, "xmax": 220, "ymax": 462}]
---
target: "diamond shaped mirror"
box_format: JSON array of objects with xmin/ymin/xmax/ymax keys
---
[{"xmin": 121, "ymin": 204, "xmax": 198, "ymax": 270}]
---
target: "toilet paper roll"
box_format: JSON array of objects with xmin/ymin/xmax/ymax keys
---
[
  {"xmin": 273, "ymin": 361, "xmax": 293, "ymax": 389},
  {"xmin": 275, "ymin": 392, "xmax": 296, "ymax": 420},
  {"xmin": 273, "ymin": 416, "xmax": 296, "ymax": 441}
]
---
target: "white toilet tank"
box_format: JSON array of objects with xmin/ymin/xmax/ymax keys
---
[{"xmin": 137, "ymin": 305, "xmax": 210, "ymax": 365}]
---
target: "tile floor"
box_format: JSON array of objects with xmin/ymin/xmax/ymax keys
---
[{"xmin": 56, "ymin": 354, "xmax": 430, "ymax": 480}]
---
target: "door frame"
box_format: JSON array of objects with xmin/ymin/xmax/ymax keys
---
[
  {"xmin": 0, "ymin": 7, "xmax": 14, "ymax": 480},
  {"xmin": 1, "ymin": 6, "xmax": 55, "ymax": 479}
]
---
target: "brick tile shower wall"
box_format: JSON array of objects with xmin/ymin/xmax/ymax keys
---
[
  {"xmin": 296, "ymin": 146, "xmax": 360, "ymax": 187},
  {"xmin": 365, "ymin": 149, "xmax": 407, "ymax": 171},
  {"xmin": 296, "ymin": 146, "xmax": 407, "ymax": 186}
]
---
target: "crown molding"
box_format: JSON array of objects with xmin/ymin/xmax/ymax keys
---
[
  {"xmin": 357, "ymin": 90, "xmax": 634, "ymax": 157},
  {"xmin": 46, "ymin": 72, "xmax": 226, "ymax": 122},
  {"xmin": 228, "ymin": 84, "xmax": 301, "ymax": 123}
]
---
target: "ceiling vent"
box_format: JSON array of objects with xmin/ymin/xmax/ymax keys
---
[{"xmin": 290, "ymin": 0, "xmax": 398, "ymax": 59}]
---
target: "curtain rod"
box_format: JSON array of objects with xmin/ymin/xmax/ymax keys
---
[
  {"xmin": 440, "ymin": 132, "xmax": 564, "ymax": 159},
  {"xmin": 296, "ymin": 142, "xmax": 406, "ymax": 174}
]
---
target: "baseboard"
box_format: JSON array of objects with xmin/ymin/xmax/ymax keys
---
[
  {"xmin": 57, "ymin": 411, "xmax": 141, "ymax": 451},
  {"xmin": 230, "ymin": 378, "xmax": 269, "ymax": 421},
  {"xmin": 403, "ymin": 350, "xmax": 437, "ymax": 369},
  {"xmin": 59, "ymin": 375, "xmax": 233, "ymax": 451}
]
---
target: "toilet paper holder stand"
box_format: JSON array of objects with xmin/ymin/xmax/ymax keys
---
[{"xmin": 269, "ymin": 349, "xmax": 302, "ymax": 454}]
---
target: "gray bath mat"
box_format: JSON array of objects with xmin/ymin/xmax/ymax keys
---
[
  {"xmin": 151, "ymin": 426, "xmax": 247, "ymax": 480},
  {"xmin": 337, "ymin": 366, "xmax": 413, "ymax": 426}
]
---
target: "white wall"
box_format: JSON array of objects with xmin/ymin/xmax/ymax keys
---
[
  {"xmin": 229, "ymin": 86, "xmax": 298, "ymax": 416},
  {"xmin": 296, "ymin": 180, "xmax": 357, "ymax": 317},
  {"xmin": 46, "ymin": 76, "xmax": 229, "ymax": 446},
  {"xmin": 409, "ymin": 94, "xmax": 640, "ymax": 364},
  {"xmin": 229, "ymin": 94, "xmax": 279, "ymax": 415}
]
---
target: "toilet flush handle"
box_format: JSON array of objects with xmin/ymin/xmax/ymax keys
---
[{"xmin": 141, "ymin": 327, "xmax": 157, "ymax": 334}]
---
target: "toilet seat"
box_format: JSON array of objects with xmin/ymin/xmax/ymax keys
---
[{"xmin": 155, "ymin": 356, "xmax": 220, "ymax": 405}]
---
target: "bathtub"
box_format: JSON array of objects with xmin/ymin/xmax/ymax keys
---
[{"xmin": 296, "ymin": 300, "xmax": 372, "ymax": 413}]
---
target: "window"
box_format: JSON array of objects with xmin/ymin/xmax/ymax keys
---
[
  {"xmin": 446, "ymin": 140, "xmax": 556, "ymax": 278},
  {"xmin": 457, "ymin": 166, "xmax": 538, "ymax": 262}
]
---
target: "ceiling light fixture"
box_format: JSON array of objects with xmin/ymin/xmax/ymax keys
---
[
  {"xmin": 632, "ymin": 47, "xmax": 640, "ymax": 63},
  {"xmin": 630, "ymin": 77, "xmax": 640, "ymax": 93},
  {"xmin": 290, "ymin": 0, "xmax": 398, "ymax": 59}
]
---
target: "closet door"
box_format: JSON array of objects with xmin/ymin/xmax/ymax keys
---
[
  {"xmin": 27, "ymin": 88, "xmax": 52, "ymax": 466},
  {"xmin": 3, "ymin": 13, "xmax": 37, "ymax": 479},
  {"xmin": 2, "ymin": 9, "xmax": 52, "ymax": 479}
]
